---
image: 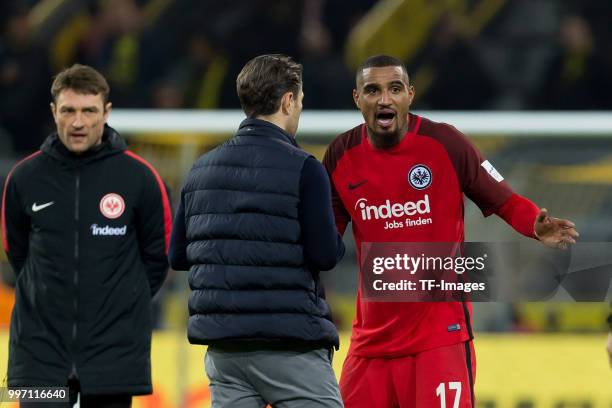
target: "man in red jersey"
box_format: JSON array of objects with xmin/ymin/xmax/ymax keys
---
[{"xmin": 322, "ymin": 55, "xmax": 579, "ymax": 408}]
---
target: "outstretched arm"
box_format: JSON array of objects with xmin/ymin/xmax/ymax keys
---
[
  {"xmin": 444, "ymin": 124, "xmax": 579, "ymax": 250},
  {"xmin": 494, "ymin": 193, "xmax": 578, "ymax": 250}
]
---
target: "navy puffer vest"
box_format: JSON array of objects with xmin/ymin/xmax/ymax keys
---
[{"xmin": 183, "ymin": 119, "xmax": 339, "ymax": 348}]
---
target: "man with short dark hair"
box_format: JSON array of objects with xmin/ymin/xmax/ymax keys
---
[
  {"xmin": 169, "ymin": 54, "xmax": 344, "ymax": 407},
  {"xmin": 2, "ymin": 64, "xmax": 171, "ymax": 407},
  {"xmin": 323, "ymin": 54, "xmax": 579, "ymax": 407}
]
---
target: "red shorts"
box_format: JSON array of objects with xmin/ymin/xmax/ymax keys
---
[{"xmin": 340, "ymin": 341, "xmax": 476, "ymax": 408}]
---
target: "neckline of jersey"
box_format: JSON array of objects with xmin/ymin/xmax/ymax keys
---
[{"xmin": 361, "ymin": 113, "xmax": 422, "ymax": 154}]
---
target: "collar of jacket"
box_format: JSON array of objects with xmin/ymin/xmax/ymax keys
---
[
  {"xmin": 41, "ymin": 124, "xmax": 128, "ymax": 167},
  {"xmin": 236, "ymin": 118, "xmax": 300, "ymax": 148}
]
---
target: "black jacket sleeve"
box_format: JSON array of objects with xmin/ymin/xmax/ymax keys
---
[
  {"xmin": 168, "ymin": 193, "xmax": 190, "ymax": 271},
  {"xmin": 135, "ymin": 170, "xmax": 171, "ymax": 296},
  {"xmin": 2, "ymin": 172, "xmax": 30, "ymax": 276},
  {"xmin": 298, "ymin": 157, "xmax": 345, "ymax": 271}
]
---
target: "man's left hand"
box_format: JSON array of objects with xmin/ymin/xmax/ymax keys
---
[{"xmin": 534, "ymin": 208, "xmax": 579, "ymax": 250}]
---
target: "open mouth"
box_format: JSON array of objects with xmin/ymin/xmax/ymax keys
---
[{"xmin": 376, "ymin": 110, "xmax": 396, "ymax": 128}]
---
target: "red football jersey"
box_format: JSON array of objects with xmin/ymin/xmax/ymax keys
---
[{"xmin": 323, "ymin": 113, "xmax": 514, "ymax": 357}]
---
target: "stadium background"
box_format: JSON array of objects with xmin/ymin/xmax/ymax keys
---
[{"xmin": 1, "ymin": 0, "xmax": 611, "ymax": 406}]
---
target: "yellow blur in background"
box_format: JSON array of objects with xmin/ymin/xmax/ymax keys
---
[{"xmin": 1, "ymin": 331, "xmax": 610, "ymax": 408}]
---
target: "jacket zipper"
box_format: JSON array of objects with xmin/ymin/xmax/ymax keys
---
[{"xmin": 71, "ymin": 173, "xmax": 80, "ymax": 378}]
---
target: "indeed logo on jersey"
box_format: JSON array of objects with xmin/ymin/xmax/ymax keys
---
[
  {"xmin": 90, "ymin": 224, "xmax": 127, "ymax": 236},
  {"xmin": 354, "ymin": 196, "xmax": 433, "ymax": 230}
]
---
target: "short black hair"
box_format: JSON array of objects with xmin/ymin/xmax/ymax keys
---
[
  {"xmin": 236, "ymin": 54, "xmax": 302, "ymax": 118},
  {"xmin": 356, "ymin": 54, "xmax": 409, "ymax": 86}
]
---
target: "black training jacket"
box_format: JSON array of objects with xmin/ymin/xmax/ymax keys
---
[{"xmin": 1, "ymin": 126, "xmax": 171, "ymax": 395}]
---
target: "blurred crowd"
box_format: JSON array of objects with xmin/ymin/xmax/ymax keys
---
[{"xmin": 1, "ymin": 0, "xmax": 612, "ymax": 154}]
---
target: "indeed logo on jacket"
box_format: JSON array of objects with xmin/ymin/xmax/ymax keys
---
[{"xmin": 90, "ymin": 224, "xmax": 127, "ymax": 236}]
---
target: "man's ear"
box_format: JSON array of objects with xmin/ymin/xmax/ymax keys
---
[
  {"xmin": 104, "ymin": 102, "xmax": 112, "ymax": 121},
  {"xmin": 353, "ymin": 89, "xmax": 360, "ymax": 109},
  {"xmin": 408, "ymin": 85, "xmax": 415, "ymax": 106},
  {"xmin": 280, "ymin": 91, "xmax": 294, "ymax": 115},
  {"xmin": 50, "ymin": 102, "xmax": 57, "ymax": 121}
]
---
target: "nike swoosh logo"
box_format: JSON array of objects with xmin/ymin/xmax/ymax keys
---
[
  {"xmin": 32, "ymin": 202, "xmax": 55, "ymax": 212},
  {"xmin": 348, "ymin": 180, "xmax": 368, "ymax": 190}
]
